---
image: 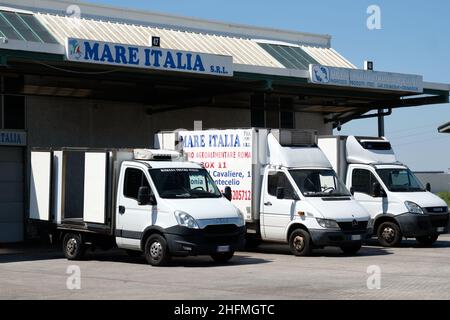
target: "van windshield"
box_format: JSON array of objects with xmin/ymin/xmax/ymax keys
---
[
  {"xmin": 376, "ymin": 168, "xmax": 425, "ymax": 192},
  {"xmin": 289, "ymin": 169, "xmax": 351, "ymax": 197},
  {"xmin": 149, "ymin": 168, "xmax": 222, "ymax": 199}
]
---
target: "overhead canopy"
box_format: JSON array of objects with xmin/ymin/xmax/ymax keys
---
[{"xmin": 0, "ymin": 0, "xmax": 448, "ymax": 127}]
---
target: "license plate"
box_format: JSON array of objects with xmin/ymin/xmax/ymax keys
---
[
  {"xmin": 437, "ymin": 227, "xmax": 445, "ymax": 233},
  {"xmin": 351, "ymin": 235, "xmax": 362, "ymax": 241},
  {"xmin": 217, "ymin": 245, "xmax": 230, "ymax": 253}
]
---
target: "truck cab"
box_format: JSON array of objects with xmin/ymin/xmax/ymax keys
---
[
  {"xmin": 319, "ymin": 136, "xmax": 449, "ymax": 247},
  {"xmin": 115, "ymin": 151, "xmax": 246, "ymax": 265},
  {"xmin": 259, "ymin": 133, "xmax": 371, "ymax": 255},
  {"xmin": 347, "ymin": 162, "xmax": 448, "ymax": 247}
]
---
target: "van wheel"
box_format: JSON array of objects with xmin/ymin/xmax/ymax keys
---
[
  {"xmin": 416, "ymin": 235, "xmax": 439, "ymax": 247},
  {"xmin": 340, "ymin": 244, "xmax": 362, "ymax": 255},
  {"xmin": 126, "ymin": 250, "xmax": 142, "ymax": 257},
  {"xmin": 63, "ymin": 233, "xmax": 86, "ymax": 260},
  {"xmin": 289, "ymin": 229, "xmax": 312, "ymax": 256},
  {"xmin": 377, "ymin": 222, "xmax": 402, "ymax": 247},
  {"xmin": 144, "ymin": 234, "xmax": 170, "ymax": 266},
  {"xmin": 211, "ymin": 251, "xmax": 235, "ymax": 263}
]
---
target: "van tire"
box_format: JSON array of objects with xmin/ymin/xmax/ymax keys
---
[
  {"xmin": 144, "ymin": 234, "xmax": 170, "ymax": 266},
  {"xmin": 211, "ymin": 251, "xmax": 235, "ymax": 263},
  {"xmin": 289, "ymin": 229, "xmax": 312, "ymax": 256},
  {"xmin": 340, "ymin": 244, "xmax": 362, "ymax": 255},
  {"xmin": 377, "ymin": 221, "xmax": 402, "ymax": 247},
  {"xmin": 416, "ymin": 234, "xmax": 439, "ymax": 247},
  {"xmin": 63, "ymin": 233, "xmax": 86, "ymax": 260}
]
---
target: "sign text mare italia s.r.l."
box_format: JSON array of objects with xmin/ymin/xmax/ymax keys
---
[{"xmin": 65, "ymin": 38, "xmax": 233, "ymax": 77}]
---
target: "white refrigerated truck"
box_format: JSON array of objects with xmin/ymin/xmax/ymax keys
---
[
  {"xmin": 29, "ymin": 148, "xmax": 245, "ymax": 266},
  {"xmin": 318, "ymin": 135, "xmax": 449, "ymax": 247},
  {"xmin": 156, "ymin": 129, "xmax": 371, "ymax": 256}
]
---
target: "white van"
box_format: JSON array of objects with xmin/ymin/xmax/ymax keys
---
[
  {"xmin": 318, "ymin": 136, "xmax": 449, "ymax": 246},
  {"xmin": 157, "ymin": 129, "xmax": 371, "ymax": 256},
  {"xmin": 29, "ymin": 148, "xmax": 245, "ymax": 266}
]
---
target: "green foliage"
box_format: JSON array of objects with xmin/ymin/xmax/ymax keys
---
[{"xmin": 437, "ymin": 192, "xmax": 450, "ymax": 206}]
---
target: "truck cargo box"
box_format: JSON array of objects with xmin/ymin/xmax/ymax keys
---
[{"xmin": 29, "ymin": 148, "xmax": 133, "ymax": 233}]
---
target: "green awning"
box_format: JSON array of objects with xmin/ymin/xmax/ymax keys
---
[
  {"xmin": 258, "ymin": 43, "xmax": 318, "ymax": 70},
  {"xmin": 0, "ymin": 10, "xmax": 58, "ymax": 44}
]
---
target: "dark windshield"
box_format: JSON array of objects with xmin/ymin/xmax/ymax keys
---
[
  {"xmin": 289, "ymin": 169, "xmax": 351, "ymax": 197},
  {"xmin": 149, "ymin": 168, "xmax": 222, "ymax": 199},
  {"xmin": 376, "ymin": 168, "xmax": 425, "ymax": 192}
]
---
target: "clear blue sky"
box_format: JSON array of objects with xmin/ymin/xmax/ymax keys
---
[{"xmin": 87, "ymin": 0, "xmax": 450, "ymax": 171}]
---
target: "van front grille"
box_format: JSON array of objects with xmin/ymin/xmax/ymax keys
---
[{"xmin": 338, "ymin": 221, "xmax": 368, "ymax": 232}]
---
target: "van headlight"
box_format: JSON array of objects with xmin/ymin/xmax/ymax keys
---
[
  {"xmin": 236, "ymin": 209, "xmax": 246, "ymax": 226},
  {"xmin": 316, "ymin": 218, "xmax": 340, "ymax": 229},
  {"xmin": 174, "ymin": 211, "xmax": 199, "ymax": 229},
  {"xmin": 405, "ymin": 201, "xmax": 424, "ymax": 214}
]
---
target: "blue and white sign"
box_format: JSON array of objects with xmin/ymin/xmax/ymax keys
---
[
  {"xmin": 66, "ymin": 38, "xmax": 233, "ymax": 77},
  {"xmin": 309, "ymin": 64, "xmax": 423, "ymax": 93},
  {"xmin": 0, "ymin": 130, "xmax": 26, "ymax": 146}
]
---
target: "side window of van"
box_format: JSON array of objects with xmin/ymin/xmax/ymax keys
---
[
  {"xmin": 124, "ymin": 168, "xmax": 151, "ymax": 201},
  {"xmin": 268, "ymin": 172, "xmax": 295, "ymax": 199},
  {"xmin": 352, "ymin": 169, "xmax": 377, "ymax": 196}
]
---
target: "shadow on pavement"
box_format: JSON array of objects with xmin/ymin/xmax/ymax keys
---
[
  {"xmin": 0, "ymin": 244, "xmax": 271, "ymax": 267},
  {"xmin": 364, "ymin": 237, "xmax": 450, "ymax": 249},
  {"xmin": 88, "ymin": 250, "xmax": 272, "ymax": 268},
  {"xmin": 243, "ymin": 243, "xmax": 392, "ymax": 257}
]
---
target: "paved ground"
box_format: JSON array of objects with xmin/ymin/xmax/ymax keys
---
[{"xmin": 1, "ymin": 235, "xmax": 450, "ymax": 300}]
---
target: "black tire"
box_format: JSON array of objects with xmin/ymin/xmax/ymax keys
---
[
  {"xmin": 340, "ymin": 244, "xmax": 362, "ymax": 255},
  {"xmin": 144, "ymin": 234, "xmax": 170, "ymax": 266},
  {"xmin": 416, "ymin": 234, "xmax": 439, "ymax": 247},
  {"xmin": 211, "ymin": 251, "xmax": 235, "ymax": 263},
  {"xmin": 126, "ymin": 249, "xmax": 142, "ymax": 257},
  {"xmin": 288, "ymin": 229, "xmax": 312, "ymax": 256},
  {"xmin": 377, "ymin": 221, "xmax": 402, "ymax": 247},
  {"xmin": 63, "ymin": 233, "xmax": 86, "ymax": 260}
]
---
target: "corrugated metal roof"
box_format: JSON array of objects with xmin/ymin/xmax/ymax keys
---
[
  {"xmin": 35, "ymin": 13, "xmax": 356, "ymax": 70},
  {"xmin": 35, "ymin": 13, "xmax": 285, "ymax": 68}
]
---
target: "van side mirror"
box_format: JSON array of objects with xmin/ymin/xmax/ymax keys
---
[
  {"xmin": 426, "ymin": 183, "xmax": 431, "ymax": 192},
  {"xmin": 224, "ymin": 186, "xmax": 232, "ymax": 201},
  {"xmin": 372, "ymin": 182, "xmax": 384, "ymax": 198},
  {"xmin": 350, "ymin": 187, "xmax": 355, "ymax": 196},
  {"xmin": 138, "ymin": 186, "xmax": 154, "ymax": 206},
  {"xmin": 276, "ymin": 187, "xmax": 285, "ymax": 199}
]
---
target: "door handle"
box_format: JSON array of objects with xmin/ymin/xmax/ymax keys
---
[
  {"xmin": 119, "ymin": 206, "xmax": 125, "ymax": 214},
  {"xmin": 264, "ymin": 201, "xmax": 272, "ymax": 206}
]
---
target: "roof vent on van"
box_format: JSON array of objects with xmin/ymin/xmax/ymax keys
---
[
  {"xmin": 273, "ymin": 129, "xmax": 317, "ymax": 146},
  {"xmin": 134, "ymin": 149, "xmax": 182, "ymax": 161}
]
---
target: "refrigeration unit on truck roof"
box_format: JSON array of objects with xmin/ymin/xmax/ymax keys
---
[{"xmin": 346, "ymin": 136, "xmax": 398, "ymax": 165}]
